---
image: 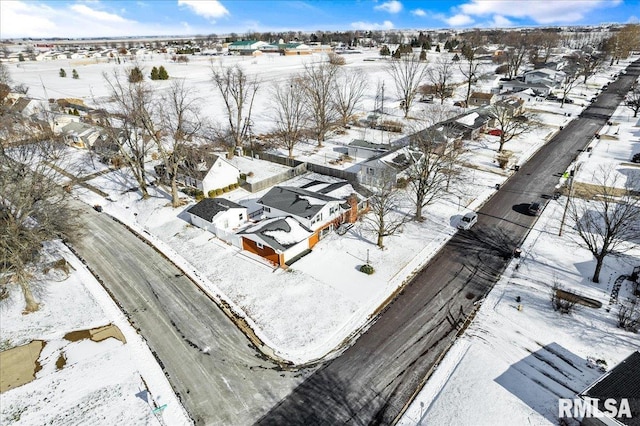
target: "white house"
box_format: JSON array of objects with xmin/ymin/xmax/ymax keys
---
[
  {"xmin": 186, "ymin": 197, "xmax": 247, "ymax": 246},
  {"xmin": 59, "ymin": 122, "xmax": 107, "ymax": 149},
  {"xmin": 358, "ymin": 146, "xmax": 422, "ymax": 187},
  {"xmin": 178, "ymin": 155, "xmax": 241, "ymax": 196},
  {"xmin": 524, "ymin": 68, "xmax": 566, "ymax": 87}
]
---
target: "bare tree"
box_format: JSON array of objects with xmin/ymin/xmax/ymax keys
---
[
  {"xmin": 270, "ymin": 78, "xmax": 308, "ymax": 158},
  {"xmin": 558, "ymin": 61, "xmax": 582, "ymax": 108},
  {"xmin": 624, "ymin": 82, "xmax": 640, "ymax": 118},
  {"xmin": 427, "ymin": 55, "xmax": 455, "ymax": 105},
  {"xmin": 156, "ymin": 79, "xmax": 203, "ymax": 207},
  {"xmin": 460, "ymin": 43, "xmax": 480, "ymax": 106},
  {"xmin": 300, "ymin": 62, "xmax": 339, "ymax": 146},
  {"xmin": 568, "ymin": 167, "xmax": 640, "ymax": 283},
  {"xmin": 211, "ymin": 63, "xmax": 259, "ymax": 154},
  {"xmin": 504, "ymin": 32, "xmax": 529, "ymax": 79},
  {"xmin": 576, "ymin": 51, "xmax": 605, "ymax": 85},
  {"xmin": 363, "ymin": 181, "xmax": 410, "ymax": 248},
  {"xmin": 406, "ymin": 126, "xmax": 465, "ymax": 221},
  {"xmin": 486, "ymin": 101, "xmax": 536, "ymax": 152},
  {"xmin": 1, "ymin": 131, "xmax": 77, "ymax": 312},
  {"xmin": 333, "ymin": 68, "xmax": 368, "ymax": 127},
  {"xmin": 386, "ymin": 53, "xmax": 429, "ymax": 118},
  {"xmin": 100, "ymin": 69, "xmax": 155, "ymax": 198}
]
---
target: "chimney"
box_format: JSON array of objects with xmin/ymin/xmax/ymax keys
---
[{"xmin": 347, "ymin": 194, "xmax": 359, "ymax": 223}]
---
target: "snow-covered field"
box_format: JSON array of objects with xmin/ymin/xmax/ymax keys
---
[
  {"xmin": 0, "ymin": 243, "xmax": 190, "ymax": 426},
  {"xmin": 401, "ymin": 84, "xmax": 640, "ymax": 426}
]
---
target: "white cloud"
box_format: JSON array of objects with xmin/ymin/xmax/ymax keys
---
[
  {"xmin": 411, "ymin": 8, "xmax": 426, "ymax": 17},
  {"xmin": 489, "ymin": 15, "xmax": 513, "ymax": 27},
  {"xmin": 70, "ymin": 4, "xmax": 130, "ymax": 23},
  {"xmin": 0, "ymin": 0, "xmax": 216, "ymax": 38},
  {"xmin": 374, "ymin": 1, "xmax": 402, "ymax": 14},
  {"xmin": 458, "ymin": 0, "xmax": 618, "ymax": 24},
  {"xmin": 177, "ymin": 0, "xmax": 229, "ymax": 20},
  {"xmin": 351, "ymin": 20, "xmax": 394, "ymax": 30},
  {"xmin": 446, "ymin": 13, "xmax": 474, "ymax": 26}
]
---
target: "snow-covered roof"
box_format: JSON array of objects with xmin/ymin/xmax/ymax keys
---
[
  {"xmin": 239, "ymin": 216, "xmax": 313, "ymax": 251},
  {"xmin": 187, "ymin": 197, "xmax": 245, "ymax": 222},
  {"xmin": 258, "ymin": 186, "xmax": 340, "ymax": 219}
]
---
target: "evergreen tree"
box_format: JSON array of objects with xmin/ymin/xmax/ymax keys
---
[
  {"xmin": 150, "ymin": 66, "xmax": 159, "ymax": 80},
  {"xmin": 158, "ymin": 66, "xmax": 169, "ymax": 80},
  {"xmin": 419, "ymin": 49, "xmax": 427, "ymax": 62},
  {"xmin": 72, "ymin": 69, "xmax": 79, "ymax": 79},
  {"xmin": 18, "ymin": 53, "xmax": 24, "ymax": 62},
  {"xmin": 422, "ymin": 40, "xmax": 431, "ymax": 51},
  {"xmin": 435, "ymin": 44, "xmax": 441, "ymax": 52},
  {"xmin": 72, "ymin": 108, "xmax": 79, "ymax": 116},
  {"xmin": 128, "ymin": 66, "xmax": 143, "ymax": 83},
  {"xmin": 444, "ymin": 40, "xmax": 451, "ymax": 51},
  {"xmin": 452, "ymin": 53, "xmax": 460, "ymax": 62},
  {"xmin": 59, "ymin": 68, "xmax": 66, "ymax": 78},
  {"xmin": 379, "ymin": 45, "xmax": 391, "ymax": 56}
]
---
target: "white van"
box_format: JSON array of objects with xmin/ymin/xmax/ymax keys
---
[{"xmin": 458, "ymin": 212, "xmax": 478, "ymax": 230}]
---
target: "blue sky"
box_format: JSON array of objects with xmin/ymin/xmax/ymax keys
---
[{"xmin": 1, "ymin": 0, "xmax": 638, "ymax": 39}]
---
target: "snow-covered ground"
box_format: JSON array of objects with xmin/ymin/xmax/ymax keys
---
[
  {"xmin": 400, "ymin": 75, "xmax": 640, "ymax": 426},
  {"xmin": 6, "ymin": 48, "xmax": 629, "ymax": 364},
  {"xmin": 0, "ymin": 243, "xmax": 191, "ymax": 426}
]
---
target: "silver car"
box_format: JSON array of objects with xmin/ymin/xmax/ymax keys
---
[{"xmin": 458, "ymin": 212, "xmax": 478, "ymax": 230}]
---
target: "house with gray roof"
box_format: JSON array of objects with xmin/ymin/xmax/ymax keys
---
[
  {"xmin": 257, "ymin": 186, "xmax": 352, "ymax": 232},
  {"xmin": 237, "ymin": 216, "xmax": 314, "ymax": 267},
  {"xmin": 347, "ymin": 139, "xmax": 391, "ymax": 160},
  {"xmin": 578, "ymin": 351, "xmax": 640, "ymax": 426},
  {"xmin": 186, "ymin": 198, "xmax": 247, "ymax": 246}
]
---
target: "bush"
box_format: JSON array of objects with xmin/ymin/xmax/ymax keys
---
[
  {"xmin": 208, "ymin": 189, "xmax": 217, "ymax": 198},
  {"xmin": 328, "ymin": 53, "xmax": 346, "ymax": 65},
  {"xmin": 239, "ymin": 173, "xmax": 247, "ymax": 181},
  {"xmin": 360, "ymin": 264, "xmax": 375, "ymax": 275},
  {"xmin": 215, "ymin": 188, "xmax": 224, "ymax": 196},
  {"xmin": 129, "ymin": 66, "xmax": 144, "ymax": 83},
  {"xmin": 496, "ymin": 150, "xmax": 513, "ymax": 169},
  {"xmin": 226, "ymin": 184, "xmax": 234, "ymax": 191},
  {"xmin": 194, "ymin": 189, "xmax": 204, "ymax": 201},
  {"xmin": 396, "ymin": 177, "xmax": 408, "ymax": 189},
  {"xmin": 222, "ymin": 187, "xmax": 230, "ymax": 193}
]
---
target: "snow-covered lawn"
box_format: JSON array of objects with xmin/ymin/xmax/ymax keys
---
[{"xmin": 0, "ymin": 243, "xmax": 190, "ymax": 426}]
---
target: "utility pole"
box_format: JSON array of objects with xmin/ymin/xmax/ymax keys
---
[{"xmin": 559, "ymin": 163, "xmax": 581, "ymax": 236}]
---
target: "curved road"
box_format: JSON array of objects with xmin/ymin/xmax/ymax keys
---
[
  {"xmin": 71, "ymin": 207, "xmax": 302, "ymax": 425},
  {"xmin": 69, "ymin": 59, "xmax": 639, "ymax": 426}
]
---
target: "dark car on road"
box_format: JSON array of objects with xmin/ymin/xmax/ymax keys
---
[
  {"xmin": 632, "ymin": 153, "xmax": 640, "ymax": 164},
  {"xmin": 528, "ymin": 201, "xmax": 543, "ymax": 216}
]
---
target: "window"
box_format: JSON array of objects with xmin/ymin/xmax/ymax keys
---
[
  {"xmin": 367, "ymin": 167, "xmax": 374, "ymax": 175},
  {"xmin": 239, "ymin": 213, "xmax": 244, "ymax": 220},
  {"xmin": 263, "ymin": 207, "xmax": 271, "ymax": 213},
  {"xmin": 256, "ymin": 242, "xmax": 264, "ymax": 249}
]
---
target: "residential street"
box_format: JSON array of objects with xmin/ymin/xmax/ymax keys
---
[
  {"xmin": 71, "ymin": 203, "xmax": 304, "ymax": 425},
  {"xmin": 68, "ymin": 59, "xmax": 640, "ymax": 426},
  {"xmin": 256, "ymin": 60, "xmax": 640, "ymax": 425}
]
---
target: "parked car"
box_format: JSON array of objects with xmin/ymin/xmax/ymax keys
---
[
  {"xmin": 93, "ymin": 204, "xmax": 103, "ymax": 212},
  {"xmin": 562, "ymin": 97, "xmax": 574, "ymax": 104},
  {"xmin": 528, "ymin": 201, "xmax": 543, "ymax": 216},
  {"xmin": 458, "ymin": 212, "xmax": 478, "ymax": 230},
  {"xmin": 488, "ymin": 129, "xmax": 503, "ymax": 136},
  {"xmin": 632, "ymin": 153, "xmax": 640, "ymax": 163}
]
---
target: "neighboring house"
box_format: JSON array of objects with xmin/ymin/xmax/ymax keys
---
[
  {"xmin": 578, "ymin": 351, "xmax": 639, "ymax": 426},
  {"xmin": 358, "ymin": 146, "xmax": 422, "ymax": 187},
  {"xmin": 497, "ymin": 80, "xmax": 553, "ymax": 97},
  {"xmin": 494, "ymin": 98, "xmax": 525, "ymax": 116},
  {"xmin": 468, "ymin": 92, "xmax": 496, "ymax": 107},
  {"xmin": 186, "ymin": 197, "xmax": 247, "ymax": 246},
  {"xmin": 238, "ymin": 216, "xmax": 314, "ymax": 267},
  {"xmin": 442, "ymin": 109, "xmax": 493, "ymax": 140},
  {"xmin": 227, "ymin": 40, "xmax": 268, "ymax": 55},
  {"xmin": 10, "ymin": 97, "xmax": 41, "ymax": 117},
  {"xmin": 347, "ymin": 139, "xmax": 391, "ymax": 160},
  {"xmin": 60, "ymin": 122, "xmax": 108, "ymax": 148},
  {"xmin": 177, "ymin": 154, "xmax": 240, "ymax": 196},
  {"xmin": 524, "ymin": 68, "xmax": 566, "ymax": 87}
]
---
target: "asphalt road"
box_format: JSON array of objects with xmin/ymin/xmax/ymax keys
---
[
  {"xmin": 70, "ymin": 204, "xmax": 304, "ymax": 425},
  {"xmin": 256, "ymin": 60, "xmax": 640, "ymax": 425}
]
